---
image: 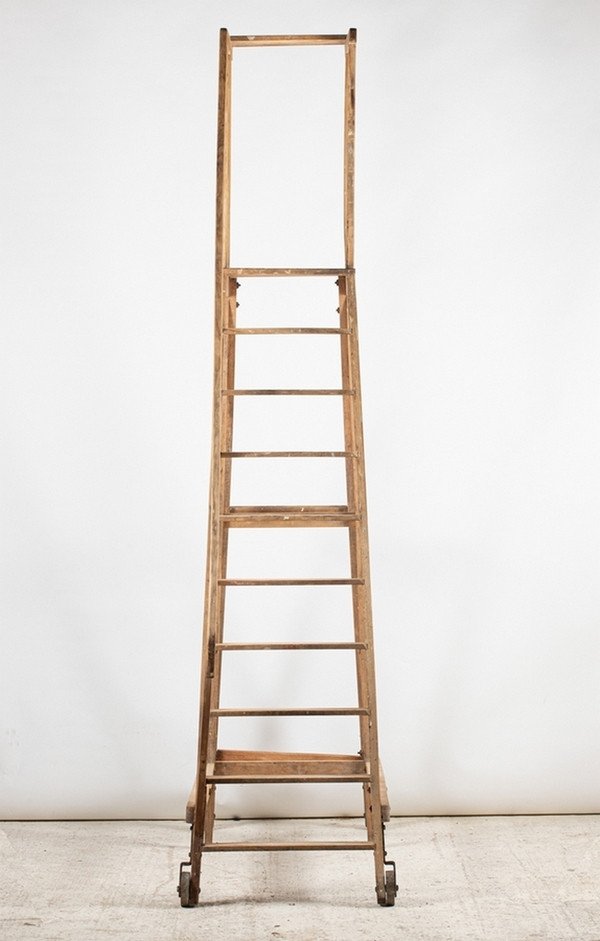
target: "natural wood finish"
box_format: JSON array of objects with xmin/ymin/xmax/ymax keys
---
[
  {"xmin": 216, "ymin": 642, "xmax": 367, "ymax": 650},
  {"xmin": 221, "ymin": 388, "xmax": 355, "ymax": 395},
  {"xmin": 216, "ymin": 748, "xmax": 361, "ymax": 760},
  {"xmin": 221, "ymin": 512, "xmax": 360, "ymax": 528},
  {"xmin": 227, "ymin": 503, "xmax": 349, "ymax": 512},
  {"xmin": 185, "ymin": 779, "xmax": 196, "ymax": 824},
  {"xmin": 207, "ymin": 774, "xmax": 369, "ymax": 783},
  {"xmin": 230, "ymin": 35, "xmax": 348, "ymax": 47},
  {"xmin": 209, "ymin": 750, "xmax": 367, "ymax": 779},
  {"xmin": 203, "ymin": 842, "xmax": 376, "ymax": 852},
  {"xmin": 187, "ymin": 26, "xmax": 233, "ymax": 901},
  {"xmin": 217, "ymin": 578, "xmax": 364, "ymax": 586},
  {"xmin": 222, "ymin": 504, "xmax": 359, "ymax": 527},
  {"xmin": 224, "ymin": 267, "xmax": 350, "ymax": 277},
  {"xmin": 223, "ymin": 328, "xmax": 351, "ymax": 335},
  {"xmin": 187, "ymin": 750, "xmax": 369, "ymax": 821},
  {"xmin": 379, "ymin": 764, "xmax": 391, "ymax": 822},
  {"xmin": 211, "ymin": 751, "xmax": 366, "ymax": 780},
  {"xmin": 344, "ymin": 29, "xmax": 357, "ymax": 268},
  {"xmin": 220, "ymin": 450, "xmax": 356, "ymax": 458},
  {"xmin": 210, "ymin": 708, "xmax": 369, "ymax": 717},
  {"xmin": 183, "ymin": 27, "xmax": 396, "ymax": 910}
]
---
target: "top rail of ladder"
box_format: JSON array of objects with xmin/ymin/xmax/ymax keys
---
[{"xmin": 230, "ymin": 34, "xmax": 351, "ymax": 47}]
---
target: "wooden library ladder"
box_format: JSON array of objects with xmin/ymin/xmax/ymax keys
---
[{"xmin": 178, "ymin": 28, "xmax": 397, "ymax": 908}]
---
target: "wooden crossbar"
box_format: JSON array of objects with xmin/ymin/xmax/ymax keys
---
[
  {"xmin": 230, "ymin": 35, "xmax": 348, "ymax": 47},
  {"xmin": 223, "ymin": 267, "xmax": 351, "ymax": 277}
]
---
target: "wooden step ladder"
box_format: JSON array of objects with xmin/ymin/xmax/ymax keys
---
[{"xmin": 178, "ymin": 27, "xmax": 397, "ymax": 908}]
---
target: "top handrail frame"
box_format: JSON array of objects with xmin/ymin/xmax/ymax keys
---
[
  {"xmin": 214, "ymin": 27, "xmax": 357, "ymax": 270},
  {"xmin": 227, "ymin": 30, "xmax": 356, "ymax": 47}
]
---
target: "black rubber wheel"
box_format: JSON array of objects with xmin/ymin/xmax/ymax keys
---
[
  {"xmin": 377, "ymin": 868, "xmax": 397, "ymax": 907},
  {"xmin": 179, "ymin": 871, "xmax": 192, "ymax": 908},
  {"xmin": 384, "ymin": 867, "xmax": 397, "ymax": 907}
]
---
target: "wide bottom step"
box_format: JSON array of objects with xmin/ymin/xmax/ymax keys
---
[
  {"xmin": 212, "ymin": 748, "xmax": 367, "ymax": 778},
  {"xmin": 185, "ymin": 750, "xmax": 391, "ymax": 823},
  {"xmin": 187, "ymin": 750, "xmax": 369, "ymax": 823}
]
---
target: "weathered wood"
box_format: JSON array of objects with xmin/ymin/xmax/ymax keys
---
[
  {"xmin": 217, "ymin": 578, "xmax": 364, "ymax": 586},
  {"xmin": 220, "ymin": 450, "xmax": 356, "ymax": 458},
  {"xmin": 379, "ymin": 764, "xmax": 392, "ymax": 822},
  {"xmin": 203, "ymin": 842, "xmax": 376, "ymax": 852},
  {"xmin": 207, "ymin": 774, "xmax": 369, "ymax": 783},
  {"xmin": 221, "ymin": 512, "xmax": 360, "ymax": 528},
  {"xmin": 224, "ymin": 267, "xmax": 351, "ymax": 277},
  {"xmin": 216, "ymin": 749, "xmax": 359, "ymax": 761},
  {"xmin": 210, "ymin": 749, "xmax": 368, "ymax": 779},
  {"xmin": 230, "ymin": 35, "xmax": 348, "ymax": 47},
  {"xmin": 227, "ymin": 504, "xmax": 349, "ymax": 513},
  {"xmin": 344, "ymin": 30, "xmax": 356, "ymax": 267},
  {"xmin": 189, "ymin": 28, "xmax": 233, "ymax": 897},
  {"xmin": 216, "ymin": 642, "xmax": 367, "ymax": 650},
  {"xmin": 185, "ymin": 778, "xmax": 196, "ymax": 824},
  {"xmin": 184, "ymin": 28, "xmax": 396, "ymax": 908},
  {"xmin": 223, "ymin": 328, "xmax": 351, "ymax": 335},
  {"xmin": 221, "ymin": 388, "xmax": 355, "ymax": 396},
  {"xmin": 210, "ymin": 708, "xmax": 369, "ymax": 717},
  {"xmin": 187, "ymin": 751, "xmax": 371, "ymax": 819},
  {"xmin": 222, "ymin": 503, "xmax": 358, "ymax": 527}
]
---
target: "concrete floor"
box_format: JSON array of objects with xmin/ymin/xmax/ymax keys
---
[{"xmin": 0, "ymin": 817, "xmax": 599, "ymax": 940}]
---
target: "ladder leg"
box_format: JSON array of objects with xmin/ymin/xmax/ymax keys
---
[
  {"xmin": 205, "ymin": 277, "xmax": 238, "ymax": 844},
  {"xmin": 338, "ymin": 278, "xmax": 375, "ymax": 843},
  {"xmin": 185, "ymin": 273, "xmax": 233, "ymax": 895},
  {"xmin": 341, "ymin": 272, "xmax": 397, "ymax": 906},
  {"xmin": 181, "ymin": 27, "xmax": 233, "ymax": 907}
]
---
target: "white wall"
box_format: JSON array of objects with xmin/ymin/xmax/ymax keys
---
[{"xmin": 1, "ymin": 0, "xmax": 599, "ymax": 819}]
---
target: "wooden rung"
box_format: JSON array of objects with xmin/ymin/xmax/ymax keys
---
[
  {"xmin": 228, "ymin": 504, "xmax": 349, "ymax": 512},
  {"xmin": 208, "ymin": 773, "xmax": 369, "ymax": 784},
  {"xmin": 215, "ymin": 748, "xmax": 363, "ymax": 761},
  {"xmin": 220, "ymin": 451, "xmax": 356, "ymax": 458},
  {"xmin": 229, "ymin": 35, "xmax": 349, "ymax": 48},
  {"xmin": 221, "ymin": 389, "xmax": 355, "ymax": 396},
  {"xmin": 216, "ymin": 643, "xmax": 367, "ymax": 650},
  {"xmin": 218, "ymin": 578, "xmax": 365, "ymax": 586},
  {"xmin": 221, "ymin": 510, "xmax": 359, "ymax": 528},
  {"xmin": 203, "ymin": 842, "xmax": 376, "ymax": 852},
  {"xmin": 210, "ymin": 708, "xmax": 369, "ymax": 717},
  {"xmin": 223, "ymin": 267, "xmax": 351, "ymax": 277},
  {"xmin": 223, "ymin": 328, "xmax": 351, "ymax": 335}
]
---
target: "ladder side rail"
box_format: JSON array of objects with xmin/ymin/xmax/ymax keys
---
[
  {"xmin": 345, "ymin": 271, "xmax": 388, "ymax": 901},
  {"xmin": 204, "ymin": 276, "xmax": 238, "ymax": 844},
  {"xmin": 344, "ymin": 29, "xmax": 356, "ymax": 269},
  {"xmin": 341, "ymin": 35, "xmax": 376, "ymax": 845},
  {"xmin": 339, "ymin": 276, "xmax": 374, "ymax": 847},
  {"xmin": 189, "ymin": 27, "xmax": 233, "ymax": 903}
]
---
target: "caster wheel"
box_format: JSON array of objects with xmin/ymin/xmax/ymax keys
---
[
  {"xmin": 179, "ymin": 871, "xmax": 193, "ymax": 908},
  {"xmin": 377, "ymin": 867, "xmax": 397, "ymax": 907}
]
